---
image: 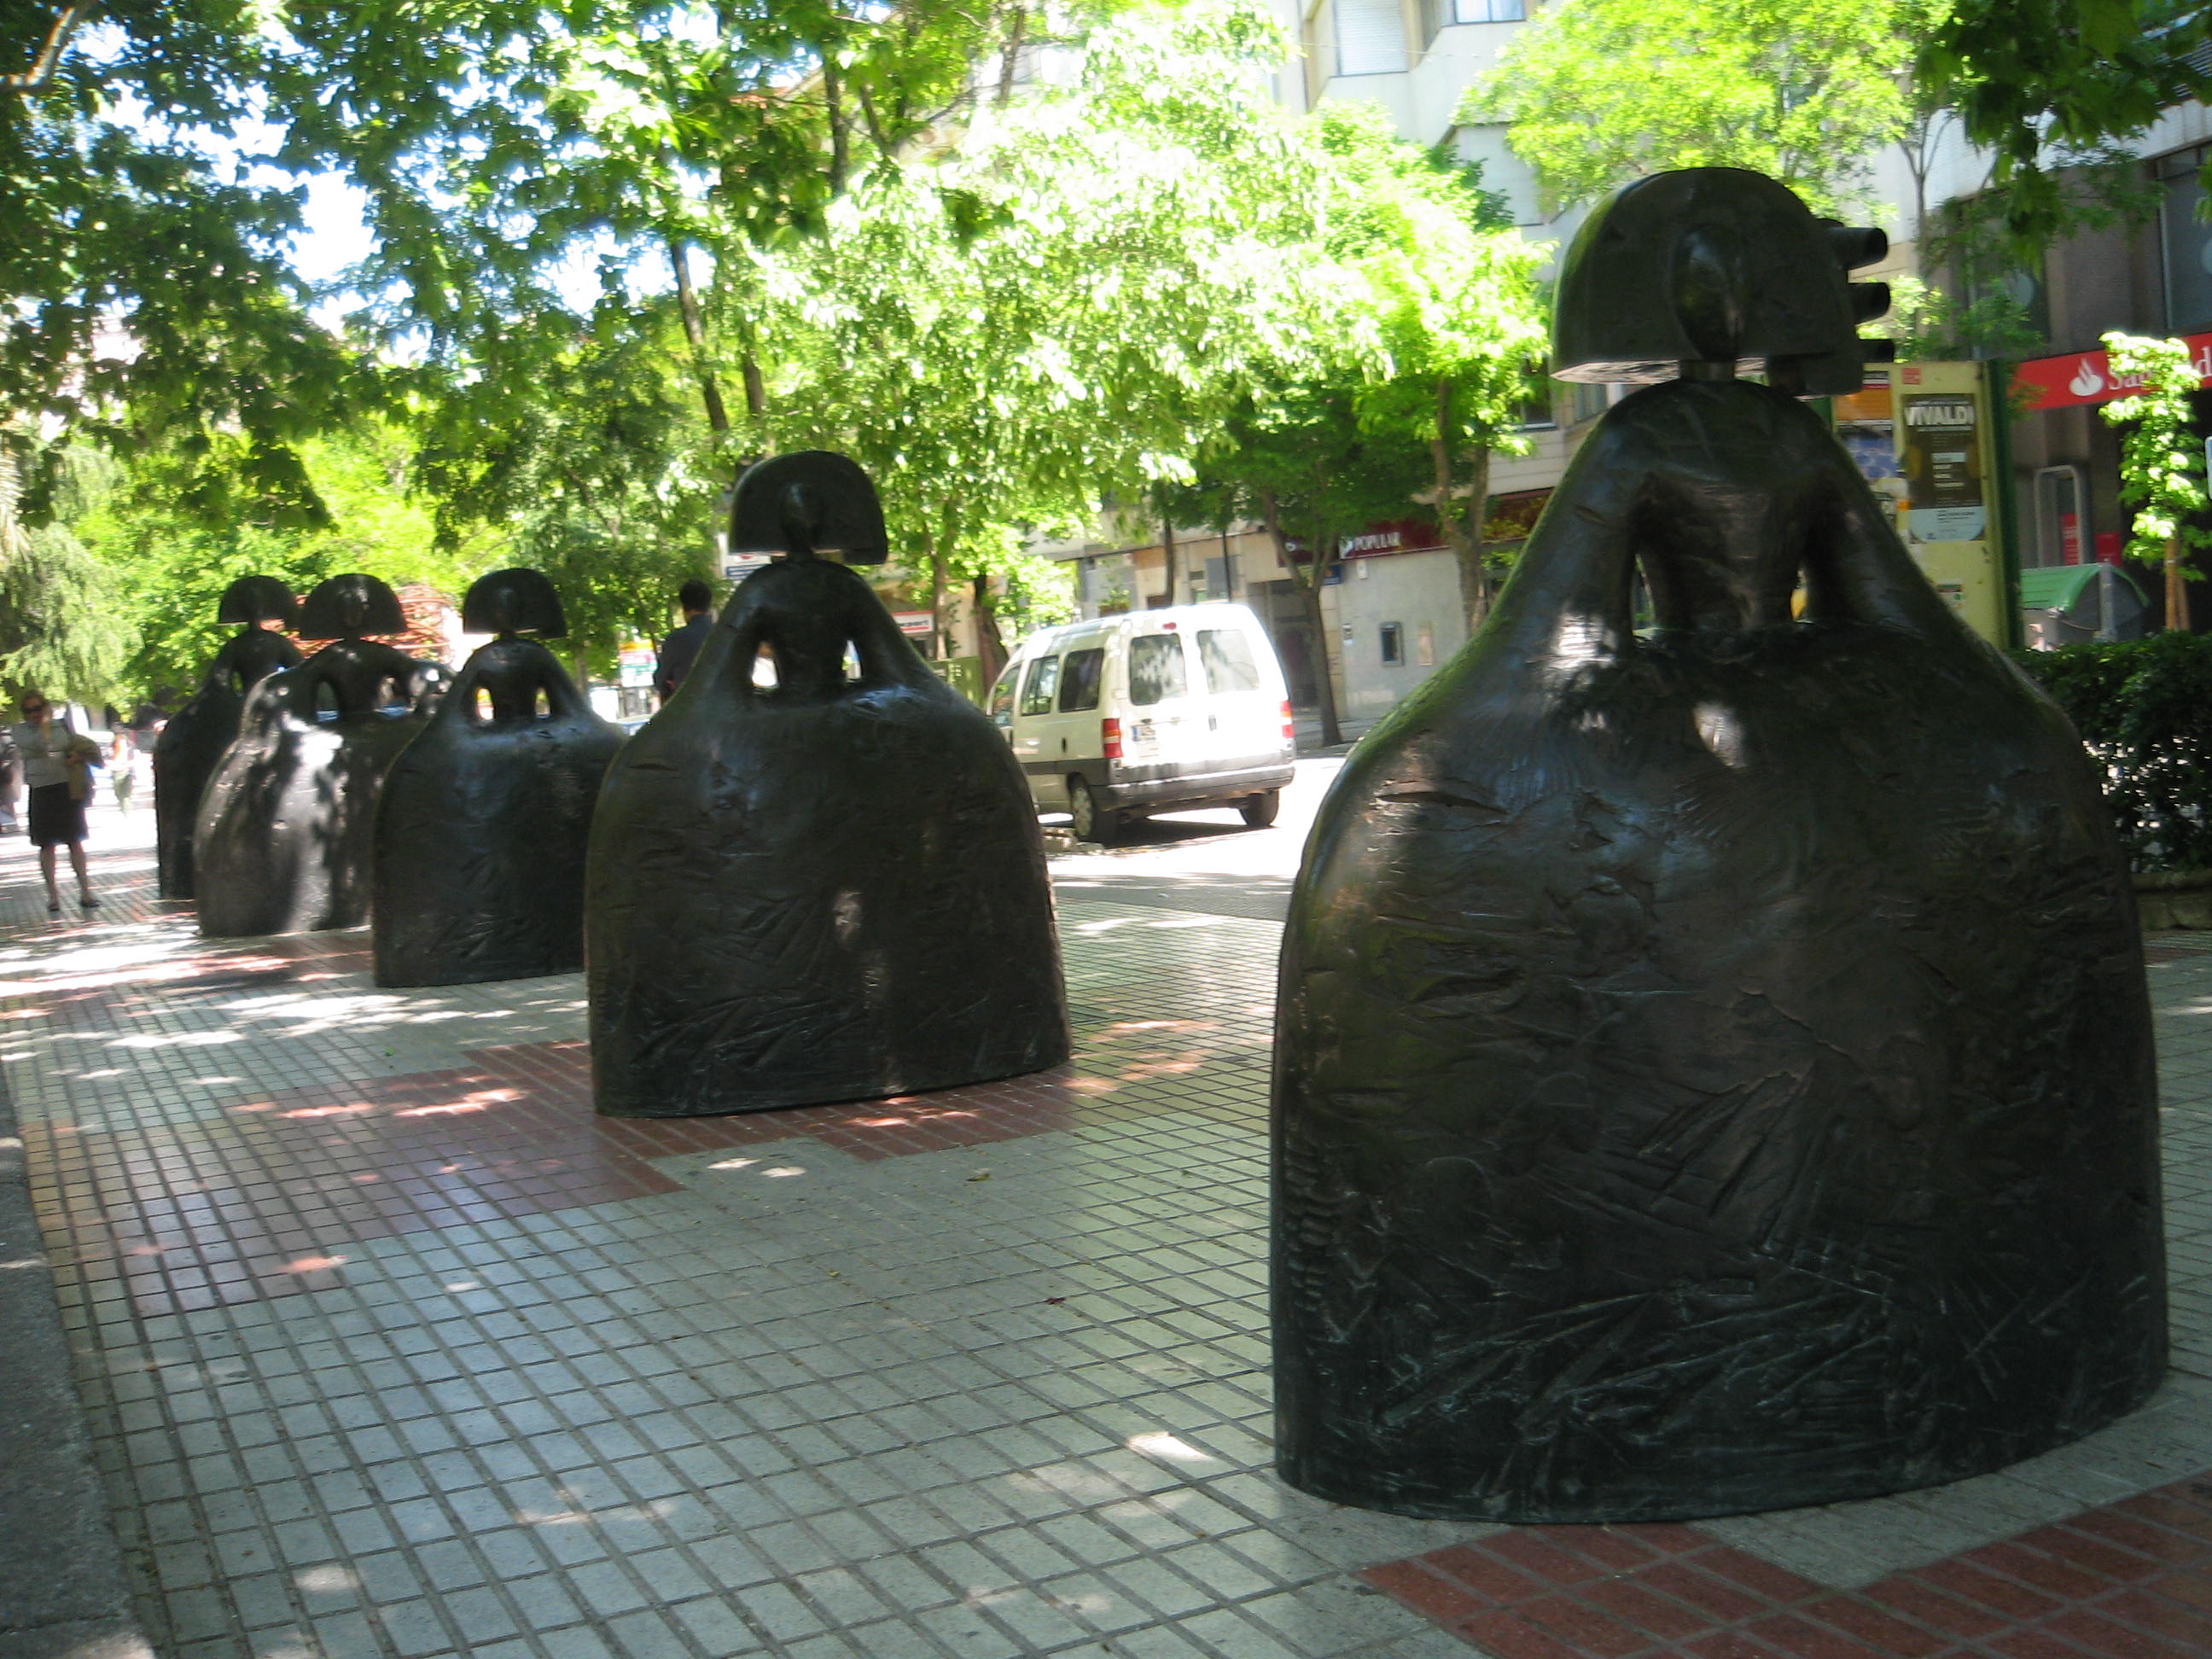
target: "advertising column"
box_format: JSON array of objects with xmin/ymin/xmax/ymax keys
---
[{"xmin": 1891, "ymin": 363, "xmax": 2008, "ymax": 645}]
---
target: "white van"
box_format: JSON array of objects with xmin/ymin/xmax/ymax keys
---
[{"xmin": 989, "ymin": 603, "xmax": 1296, "ymax": 844}]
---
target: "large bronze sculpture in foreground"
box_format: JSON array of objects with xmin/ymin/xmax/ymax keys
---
[
  {"xmin": 588, "ymin": 451, "xmax": 1068, "ymax": 1118},
  {"xmin": 1272, "ymin": 169, "xmax": 2165, "ymax": 1522},
  {"xmin": 196, "ymin": 575, "xmax": 445, "ymax": 938},
  {"xmin": 373, "ymin": 569, "xmax": 624, "ymax": 987},
  {"xmin": 153, "ymin": 577, "xmax": 302, "ymax": 899}
]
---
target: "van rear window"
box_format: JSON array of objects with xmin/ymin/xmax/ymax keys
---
[
  {"xmin": 1019, "ymin": 655, "xmax": 1061, "ymax": 715},
  {"xmin": 1129, "ymin": 635, "xmax": 1187, "ymax": 705},
  {"xmin": 1198, "ymin": 628, "xmax": 1261, "ymax": 693},
  {"xmin": 1058, "ymin": 648, "xmax": 1104, "ymax": 712}
]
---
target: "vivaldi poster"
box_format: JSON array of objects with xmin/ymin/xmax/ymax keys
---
[{"xmin": 1900, "ymin": 391, "xmax": 1988, "ymax": 545}]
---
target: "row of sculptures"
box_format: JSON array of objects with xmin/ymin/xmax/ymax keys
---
[
  {"xmin": 153, "ymin": 451, "xmax": 1070, "ymax": 1118},
  {"xmin": 150, "ymin": 170, "xmax": 2167, "ymax": 1534}
]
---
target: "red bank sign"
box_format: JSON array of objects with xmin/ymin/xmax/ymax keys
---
[{"xmin": 2012, "ymin": 333, "xmax": 2212, "ymax": 413}]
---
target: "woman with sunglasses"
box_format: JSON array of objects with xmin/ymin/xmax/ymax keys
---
[{"xmin": 12, "ymin": 695, "xmax": 100, "ymax": 912}]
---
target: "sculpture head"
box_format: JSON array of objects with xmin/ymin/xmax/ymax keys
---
[
  {"xmin": 300, "ymin": 574, "xmax": 406, "ymax": 641},
  {"xmin": 462, "ymin": 568, "xmax": 567, "ymax": 641},
  {"xmin": 728, "ymin": 451, "xmax": 889, "ymax": 566},
  {"xmin": 216, "ymin": 576, "xmax": 300, "ymax": 630},
  {"xmin": 1552, "ymin": 168, "xmax": 1891, "ymax": 398}
]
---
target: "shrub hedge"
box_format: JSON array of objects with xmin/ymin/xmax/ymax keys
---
[{"xmin": 2013, "ymin": 631, "xmax": 2212, "ymax": 871}]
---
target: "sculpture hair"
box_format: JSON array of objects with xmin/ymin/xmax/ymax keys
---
[
  {"xmin": 1551, "ymin": 167, "xmax": 1891, "ymax": 398},
  {"xmin": 728, "ymin": 451, "xmax": 889, "ymax": 566},
  {"xmin": 299, "ymin": 574, "xmax": 407, "ymax": 640},
  {"xmin": 216, "ymin": 576, "xmax": 300, "ymax": 628},
  {"xmin": 462, "ymin": 568, "xmax": 567, "ymax": 638}
]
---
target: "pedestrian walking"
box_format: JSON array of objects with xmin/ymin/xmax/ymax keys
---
[
  {"xmin": 109, "ymin": 728, "xmax": 137, "ymax": 815},
  {"xmin": 654, "ymin": 579, "xmax": 715, "ymax": 703},
  {"xmin": 12, "ymin": 694, "xmax": 102, "ymax": 912}
]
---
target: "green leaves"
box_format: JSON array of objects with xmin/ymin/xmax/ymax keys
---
[
  {"xmin": 1917, "ymin": 0, "xmax": 2210, "ymax": 248},
  {"xmin": 2098, "ymin": 333, "xmax": 2212, "ymax": 573},
  {"xmin": 1464, "ymin": 0, "xmax": 1922, "ymax": 214}
]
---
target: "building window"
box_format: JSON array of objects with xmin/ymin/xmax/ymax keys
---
[
  {"xmin": 2160, "ymin": 146, "xmax": 2212, "ymax": 335},
  {"xmin": 1380, "ymin": 622, "xmax": 1405, "ymax": 665},
  {"xmin": 1426, "ymin": 0, "xmax": 1525, "ymax": 28},
  {"xmin": 1335, "ymin": 0, "xmax": 1410, "ymax": 76},
  {"xmin": 1565, "ymin": 381, "xmax": 1613, "ymax": 426}
]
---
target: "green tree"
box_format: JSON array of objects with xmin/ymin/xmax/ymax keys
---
[
  {"xmin": 3, "ymin": 0, "xmax": 363, "ymax": 520},
  {"xmin": 1306, "ymin": 103, "xmax": 1547, "ymax": 632},
  {"xmin": 1462, "ymin": 0, "xmax": 1924, "ymax": 214},
  {"xmin": 753, "ymin": 1, "xmax": 1326, "ymax": 649},
  {"xmin": 73, "ymin": 423, "xmax": 494, "ymax": 697},
  {"xmin": 2100, "ymin": 332, "xmax": 2212, "ymax": 633},
  {"xmin": 1185, "ymin": 385, "xmax": 1430, "ymax": 747},
  {"xmin": 0, "ymin": 446, "xmax": 134, "ymax": 702},
  {"xmin": 1918, "ymin": 0, "xmax": 2211, "ymax": 249},
  {"xmin": 405, "ymin": 297, "xmax": 719, "ymax": 678}
]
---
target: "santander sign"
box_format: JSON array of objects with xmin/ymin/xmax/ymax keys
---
[{"xmin": 2013, "ymin": 333, "xmax": 2212, "ymax": 412}]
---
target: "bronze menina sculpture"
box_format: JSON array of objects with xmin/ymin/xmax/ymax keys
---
[
  {"xmin": 588, "ymin": 451, "xmax": 1069, "ymax": 1117},
  {"xmin": 153, "ymin": 576, "xmax": 303, "ymax": 900},
  {"xmin": 1272, "ymin": 168, "xmax": 2165, "ymax": 1522},
  {"xmin": 196, "ymin": 574, "xmax": 447, "ymax": 938},
  {"xmin": 372, "ymin": 568, "xmax": 625, "ymax": 987}
]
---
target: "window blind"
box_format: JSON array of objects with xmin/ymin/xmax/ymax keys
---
[{"xmin": 1335, "ymin": 0, "xmax": 1409, "ymax": 74}]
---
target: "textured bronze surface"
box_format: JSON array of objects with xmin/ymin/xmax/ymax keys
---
[
  {"xmin": 373, "ymin": 573, "xmax": 624, "ymax": 987},
  {"xmin": 1271, "ymin": 171, "xmax": 2165, "ymax": 1523},
  {"xmin": 152, "ymin": 583, "xmax": 302, "ymax": 900},
  {"xmin": 195, "ymin": 577, "xmax": 444, "ymax": 938},
  {"xmin": 587, "ymin": 455, "xmax": 1068, "ymax": 1118}
]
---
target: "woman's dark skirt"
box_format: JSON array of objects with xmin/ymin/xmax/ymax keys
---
[{"xmin": 27, "ymin": 782, "xmax": 86, "ymax": 847}]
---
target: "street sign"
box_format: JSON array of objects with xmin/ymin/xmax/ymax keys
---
[
  {"xmin": 891, "ymin": 610, "xmax": 934, "ymax": 637},
  {"xmin": 720, "ymin": 551, "xmax": 773, "ymax": 583}
]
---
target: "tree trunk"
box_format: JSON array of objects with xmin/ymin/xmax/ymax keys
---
[
  {"xmin": 996, "ymin": 7, "xmax": 1028, "ymax": 105},
  {"xmin": 2170, "ymin": 536, "xmax": 2192, "ymax": 632},
  {"xmin": 1454, "ymin": 447, "xmax": 1493, "ymax": 634},
  {"xmin": 972, "ymin": 573, "xmax": 1007, "ymax": 683},
  {"xmin": 740, "ymin": 352, "xmax": 766, "ymax": 421},
  {"xmin": 1429, "ymin": 378, "xmax": 1497, "ymax": 634},
  {"xmin": 1161, "ymin": 513, "xmax": 1178, "ymax": 607},
  {"xmin": 822, "ymin": 53, "xmax": 849, "ymax": 194},
  {"xmin": 1262, "ymin": 490, "xmax": 1341, "ymax": 748},
  {"xmin": 668, "ymin": 240, "xmax": 730, "ymax": 435},
  {"xmin": 928, "ymin": 538, "xmax": 950, "ymax": 659}
]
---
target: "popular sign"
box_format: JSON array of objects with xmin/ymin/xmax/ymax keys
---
[{"xmin": 2012, "ymin": 332, "xmax": 2212, "ymax": 413}]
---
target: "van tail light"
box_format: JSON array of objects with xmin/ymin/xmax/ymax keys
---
[
  {"xmin": 1280, "ymin": 700, "xmax": 1295, "ymax": 743},
  {"xmin": 1102, "ymin": 718, "xmax": 1123, "ymax": 760}
]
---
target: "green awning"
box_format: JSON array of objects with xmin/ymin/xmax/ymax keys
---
[{"xmin": 2019, "ymin": 563, "xmax": 2146, "ymax": 610}]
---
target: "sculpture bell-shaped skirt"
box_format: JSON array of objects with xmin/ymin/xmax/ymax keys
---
[
  {"xmin": 587, "ymin": 556, "xmax": 1069, "ymax": 1118},
  {"xmin": 373, "ymin": 638, "xmax": 626, "ymax": 987},
  {"xmin": 195, "ymin": 641, "xmax": 437, "ymax": 939},
  {"xmin": 1272, "ymin": 378, "xmax": 2166, "ymax": 1522}
]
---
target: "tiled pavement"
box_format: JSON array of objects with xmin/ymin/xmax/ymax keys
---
[{"xmin": 11, "ymin": 810, "xmax": 2212, "ymax": 1659}]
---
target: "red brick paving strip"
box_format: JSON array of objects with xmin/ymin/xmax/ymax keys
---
[{"xmin": 1359, "ymin": 1476, "xmax": 2212, "ymax": 1657}]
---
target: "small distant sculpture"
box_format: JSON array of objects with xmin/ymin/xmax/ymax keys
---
[
  {"xmin": 1272, "ymin": 168, "xmax": 2166, "ymax": 1522},
  {"xmin": 195, "ymin": 574, "xmax": 446, "ymax": 938},
  {"xmin": 588, "ymin": 451, "xmax": 1069, "ymax": 1117},
  {"xmin": 152, "ymin": 577, "xmax": 302, "ymax": 899},
  {"xmin": 372, "ymin": 568, "xmax": 625, "ymax": 987}
]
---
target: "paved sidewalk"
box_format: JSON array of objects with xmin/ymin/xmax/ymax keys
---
[{"xmin": 8, "ymin": 807, "xmax": 2212, "ymax": 1659}]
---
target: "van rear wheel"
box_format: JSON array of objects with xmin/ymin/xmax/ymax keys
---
[
  {"xmin": 1240, "ymin": 789, "xmax": 1281, "ymax": 829},
  {"xmin": 1069, "ymin": 779, "xmax": 1120, "ymax": 846}
]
